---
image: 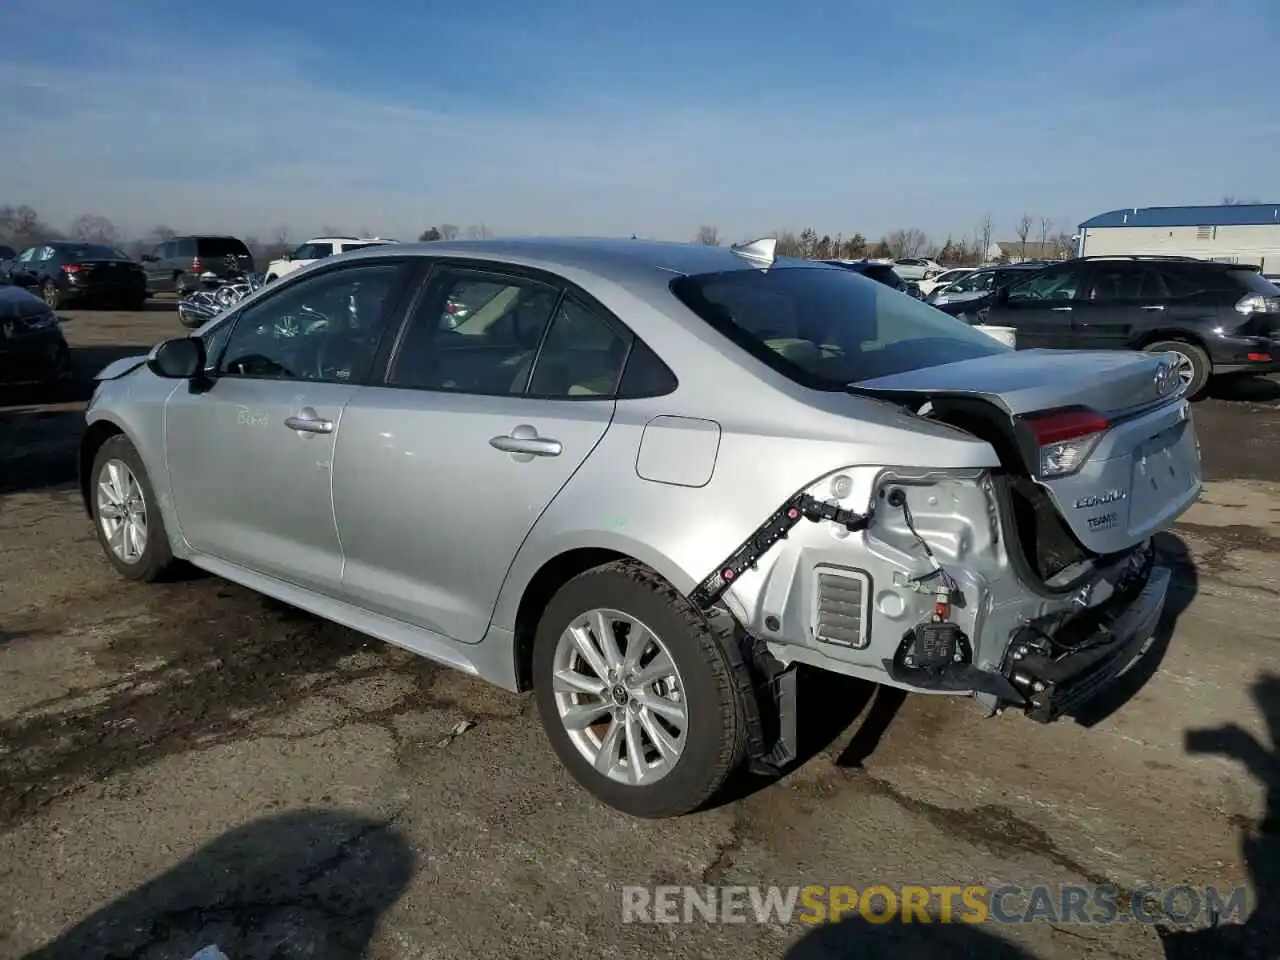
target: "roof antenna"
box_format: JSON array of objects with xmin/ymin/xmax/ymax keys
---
[{"xmin": 730, "ymin": 236, "xmax": 777, "ymax": 268}]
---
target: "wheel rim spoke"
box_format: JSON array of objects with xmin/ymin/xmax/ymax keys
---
[
  {"xmin": 551, "ymin": 607, "xmax": 689, "ymax": 786},
  {"xmin": 96, "ymin": 458, "xmax": 147, "ymax": 564}
]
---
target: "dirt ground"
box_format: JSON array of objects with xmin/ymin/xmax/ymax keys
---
[{"xmin": 1, "ymin": 306, "xmax": 1278, "ymax": 959}]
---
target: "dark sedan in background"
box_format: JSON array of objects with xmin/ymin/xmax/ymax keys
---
[
  {"xmin": 820, "ymin": 259, "xmax": 925, "ymax": 297},
  {"xmin": 2, "ymin": 242, "xmax": 148, "ymax": 310},
  {"xmin": 0, "ymin": 285, "xmax": 71, "ymax": 387}
]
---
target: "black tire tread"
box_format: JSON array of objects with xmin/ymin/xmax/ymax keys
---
[{"xmin": 533, "ymin": 558, "xmax": 749, "ymax": 818}]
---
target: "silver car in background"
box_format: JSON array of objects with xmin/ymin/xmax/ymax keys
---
[{"xmin": 79, "ymin": 237, "xmax": 1200, "ymax": 818}]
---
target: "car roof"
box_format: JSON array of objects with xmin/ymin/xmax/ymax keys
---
[{"xmin": 341, "ymin": 236, "xmax": 828, "ymax": 293}]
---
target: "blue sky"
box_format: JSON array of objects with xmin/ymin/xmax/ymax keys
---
[{"xmin": 2, "ymin": 0, "xmax": 1276, "ymax": 245}]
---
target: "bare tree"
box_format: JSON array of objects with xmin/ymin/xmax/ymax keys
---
[
  {"xmin": 464, "ymin": 224, "xmax": 492, "ymax": 239},
  {"xmin": 775, "ymin": 230, "xmax": 802, "ymax": 258},
  {"xmin": 68, "ymin": 213, "xmax": 121, "ymax": 246},
  {"xmin": 885, "ymin": 227, "xmax": 927, "ymax": 258},
  {"xmin": 1222, "ymin": 197, "xmax": 1261, "ymax": 205},
  {"xmin": 418, "ymin": 227, "xmax": 442, "ymax": 241},
  {"xmin": 1052, "ymin": 231, "xmax": 1076, "ymax": 260},
  {"xmin": 694, "ymin": 225, "xmax": 720, "ymax": 246},
  {"xmin": 973, "ymin": 214, "xmax": 994, "ymax": 264},
  {"xmin": 273, "ymin": 227, "xmax": 291, "ymax": 249},
  {"xmin": 149, "ymin": 224, "xmax": 177, "ymax": 243},
  {"xmin": 1038, "ymin": 216, "xmax": 1052, "ymax": 254},
  {"xmin": 438, "ymin": 224, "xmax": 460, "ymax": 241},
  {"xmin": 1014, "ymin": 213, "xmax": 1033, "ymax": 261}
]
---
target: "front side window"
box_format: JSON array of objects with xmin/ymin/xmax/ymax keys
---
[
  {"xmin": 294, "ymin": 242, "xmax": 334, "ymax": 260},
  {"xmin": 948, "ymin": 271, "xmax": 994, "ymax": 294},
  {"xmin": 17, "ymin": 248, "xmax": 36, "ymax": 262},
  {"xmin": 669, "ymin": 264, "xmax": 1006, "ymax": 389},
  {"xmin": 1006, "ymin": 269, "xmax": 1080, "ymax": 302},
  {"xmin": 218, "ymin": 262, "xmax": 404, "ymax": 383},
  {"xmin": 388, "ymin": 268, "xmax": 560, "ymax": 394}
]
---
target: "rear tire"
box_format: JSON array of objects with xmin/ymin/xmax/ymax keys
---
[
  {"xmin": 532, "ymin": 560, "xmax": 748, "ymax": 818},
  {"xmin": 173, "ymin": 272, "xmax": 189, "ymax": 298},
  {"xmin": 89, "ymin": 434, "xmax": 176, "ymax": 582},
  {"xmin": 1144, "ymin": 340, "xmax": 1210, "ymax": 398},
  {"xmin": 41, "ymin": 280, "xmax": 60, "ymax": 311}
]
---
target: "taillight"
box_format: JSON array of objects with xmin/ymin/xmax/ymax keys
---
[
  {"xmin": 61, "ymin": 263, "xmax": 81, "ymax": 273},
  {"xmin": 192, "ymin": 256, "xmax": 202, "ymax": 274},
  {"xmin": 1022, "ymin": 407, "xmax": 1110, "ymax": 478},
  {"xmin": 1235, "ymin": 293, "xmax": 1280, "ymax": 315}
]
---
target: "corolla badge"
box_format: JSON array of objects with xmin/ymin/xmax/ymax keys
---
[{"xmin": 1074, "ymin": 489, "xmax": 1127, "ymax": 510}]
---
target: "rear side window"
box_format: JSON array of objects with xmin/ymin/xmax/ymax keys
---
[
  {"xmin": 197, "ymin": 237, "xmax": 251, "ymax": 257},
  {"xmin": 669, "ymin": 265, "xmax": 1005, "ymax": 390},
  {"xmin": 1228, "ymin": 268, "xmax": 1280, "ymax": 297}
]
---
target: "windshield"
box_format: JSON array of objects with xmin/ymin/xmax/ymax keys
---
[
  {"xmin": 669, "ymin": 264, "xmax": 1008, "ymax": 389},
  {"xmin": 944, "ymin": 270, "xmax": 994, "ymax": 294},
  {"xmin": 65, "ymin": 244, "xmax": 129, "ymax": 261}
]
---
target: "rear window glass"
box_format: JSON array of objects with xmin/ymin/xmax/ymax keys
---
[
  {"xmin": 669, "ymin": 265, "xmax": 1007, "ymax": 390},
  {"xmin": 197, "ymin": 237, "xmax": 251, "ymax": 257},
  {"xmin": 63, "ymin": 244, "xmax": 128, "ymax": 260},
  {"xmin": 1228, "ymin": 269, "xmax": 1280, "ymax": 296}
]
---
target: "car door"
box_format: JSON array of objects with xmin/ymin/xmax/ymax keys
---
[
  {"xmin": 988, "ymin": 266, "xmax": 1083, "ymax": 348},
  {"xmin": 1072, "ymin": 263, "xmax": 1148, "ymax": 350},
  {"xmin": 333, "ymin": 262, "xmax": 628, "ymax": 642},
  {"xmin": 142, "ymin": 242, "xmax": 169, "ymax": 290},
  {"xmin": 164, "ymin": 257, "xmax": 414, "ymax": 594}
]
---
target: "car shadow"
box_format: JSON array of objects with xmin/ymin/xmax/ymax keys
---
[
  {"xmin": 710, "ymin": 670, "xmax": 906, "ymax": 808},
  {"xmin": 1205, "ymin": 375, "xmax": 1280, "ymax": 404},
  {"xmin": 1069, "ymin": 532, "xmax": 1198, "ymax": 728},
  {"xmin": 1159, "ymin": 672, "xmax": 1279, "ymax": 958},
  {"xmin": 781, "ymin": 911, "xmax": 1040, "ymax": 958},
  {"xmin": 19, "ymin": 808, "xmax": 415, "ymax": 960}
]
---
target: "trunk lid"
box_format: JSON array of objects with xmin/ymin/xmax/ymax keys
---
[{"xmin": 853, "ymin": 349, "xmax": 1202, "ymax": 555}]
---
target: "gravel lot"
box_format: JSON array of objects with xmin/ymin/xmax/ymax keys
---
[{"xmin": 1, "ymin": 306, "xmax": 1277, "ymax": 959}]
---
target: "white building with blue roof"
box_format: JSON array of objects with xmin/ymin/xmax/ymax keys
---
[{"xmin": 1076, "ymin": 203, "xmax": 1280, "ymax": 272}]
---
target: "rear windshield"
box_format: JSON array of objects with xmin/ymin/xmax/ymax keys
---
[
  {"xmin": 64, "ymin": 244, "xmax": 129, "ymax": 261},
  {"xmin": 196, "ymin": 237, "xmax": 251, "ymax": 257},
  {"xmin": 1228, "ymin": 268, "xmax": 1280, "ymax": 296},
  {"xmin": 669, "ymin": 264, "xmax": 1007, "ymax": 389}
]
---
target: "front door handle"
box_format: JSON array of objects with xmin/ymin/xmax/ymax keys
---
[
  {"xmin": 1141, "ymin": 304, "xmax": 1166, "ymax": 311},
  {"xmin": 1050, "ymin": 306, "xmax": 1073, "ymax": 312},
  {"xmin": 490, "ymin": 424, "xmax": 562, "ymax": 458},
  {"xmin": 284, "ymin": 408, "xmax": 334, "ymax": 435}
]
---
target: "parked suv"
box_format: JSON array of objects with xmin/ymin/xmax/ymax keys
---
[
  {"xmin": 970, "ymin": 255, "xmax": 1280, "ymax": 396},
  {"xmin": 264, "ymin": 237, "xmax": 396, "ymax": 282},
  {"xmin": 890, "ymin": 257, "xmax": 944, "ymax": 281},
  {"xmin": 140, "ymin": 236, "xmax": 255, "ymax": 297}
]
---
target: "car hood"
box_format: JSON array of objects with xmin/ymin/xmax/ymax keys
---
[{"xmin": 94, "ymin": 354, "xmax": 149, "ymax": 380}]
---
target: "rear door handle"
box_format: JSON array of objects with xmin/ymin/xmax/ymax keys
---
[
  {"xmin": 284, "ymin": 409, "xmax": 334, "ymax": 435},
  {"xmin": 1141, "ymin": 304, "xmax": 1166, "ymax": 311},
  {"xmin": 1051, "ymin": 306, "xmax": 1073, "ymax": 312},
  {"xmin": 490, "ymin": 425, "xmax": 562, "ymax": 457}
]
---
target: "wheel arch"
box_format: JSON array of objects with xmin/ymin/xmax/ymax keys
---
[
  {"xmin": 79, "ymin": 417, "xmax": 127, "ymax": 516},
  {"xmin": 499, "ymin": 534, "xmax": 699, "ymax": 693},
  {"xmin": 1133, "ymin": 328, "xmax": 1211, "ymax": 355}
]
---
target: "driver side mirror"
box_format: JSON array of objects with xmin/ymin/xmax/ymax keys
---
[
  {"xmin": 147, "ymin": 336, "xmax": 206, "ymax": 379},
  {"xmin": 140, "ymin": 254, "xmax": 157, "ymax": 262},
  {"xmin": 280, "ymin": 253, "xmax": 293, "ymax": 261}
]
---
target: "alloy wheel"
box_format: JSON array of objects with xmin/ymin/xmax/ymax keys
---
[
  {"xmin": 96, "ymin": 458, "xmax": 148, "ymax": 564},
  {"xmin": 551, "ymin": 608, "xmax": 688, "ymax": 786}
]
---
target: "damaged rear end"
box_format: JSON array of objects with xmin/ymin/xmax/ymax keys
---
[{"xmin": 847, "ymin": 347, "xmax": 1200, "ymax": 718}]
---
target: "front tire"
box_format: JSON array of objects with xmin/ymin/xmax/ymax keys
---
[
  {"xmin": 532, "ymin": 560, "xmax": 747, "ymax": 818},
  {"xmin": 41, "ymin": 280, "xmax": 60, "ymax": 310},
  {"xmin": 89, "ymin": 435, "xmax": 175, "ymax": 582},
  {"xmin": 1145, "ymin": 340, "xmax": 1210, "ymax": 398}
]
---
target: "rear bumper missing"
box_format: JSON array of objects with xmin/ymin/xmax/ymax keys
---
[{"xmin": 1005, "ymin": 549, "xmax": 1171, "ymax": 722}]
